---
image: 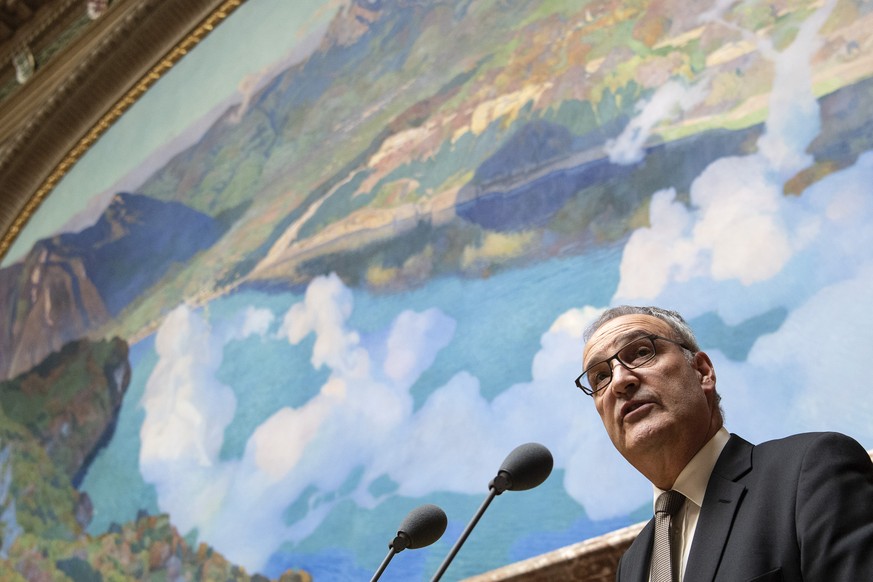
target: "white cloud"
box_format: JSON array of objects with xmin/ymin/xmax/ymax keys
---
[
  {"xmin": 384, "ymin": 308, "xmax": 456, "ymax": 387},
  {"xmin": 238, "ymin": 306, "xmax": 275, "ymax": 338},
  {"xmin": 228, "ymin": 71, "xmax": 265, "ymax": 124},
  {"xmin": 755, "ymin": 0, "xmax": 836, "ymax": 176},
  {"xmin": 277, "ymin": 272, "xmax": 364, "ymax": 373},
  {"xmin": 606, "ymin": 80, "xmax": 709, "ymax": 165},
  {"xmin": 616, "ymin": 188, "xmax": 701, "ymax": 299},
  {"xmin": 690, "ymin": 155, "xmax": 795, "ymax": 284},
  {"xmin": 139, "ymin": 305, "xmax": 237, "ymax": 535},
  {"xmin": 140, "ymin": 306, "xmax": 236, "ymax": 470},
  {"xmin": 247, "ymin": 396, "xmax": 338, "ymax": 483},
  {"xmin": 380, "ymin": 372, "xmax": 503, "ymax": 496},
  {"xmin": 614, "ymin": 146, "xmax": 814, "ymax": 304},
  {"xmin": 781, "ymin": 266, "xmax": 873, "ymax": 438}
]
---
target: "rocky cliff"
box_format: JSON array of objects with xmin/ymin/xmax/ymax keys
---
[
  {"xmin": 0, "ymin": 192, "xmax": 222, "ymax": 380},
  {"xmin": 0, "ymin": 336, "xmax": 131, "ymax": 486}
]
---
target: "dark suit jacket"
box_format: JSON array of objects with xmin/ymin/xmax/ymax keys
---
[{"xmin": 616, "ymin": 432, "xmax": 873, "ymax": 582}]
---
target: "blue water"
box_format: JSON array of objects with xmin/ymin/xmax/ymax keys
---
[{"xmin": 81, "ymin": 336, "xmax": 161, "ymax": 533}]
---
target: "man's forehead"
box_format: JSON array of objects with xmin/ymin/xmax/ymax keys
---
[{"xmin": 583, "ymin": 314, "xmax": 673, "ymax": 362}]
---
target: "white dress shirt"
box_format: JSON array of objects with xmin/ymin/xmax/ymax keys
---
[{"xmin": 650, "ymin": 426, "xmax": 731, "ymax": 582}]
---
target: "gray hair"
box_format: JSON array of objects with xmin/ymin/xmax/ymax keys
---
[{"xmin": 583, "ymin": 305, "xmax": 701, "ymax": 353}]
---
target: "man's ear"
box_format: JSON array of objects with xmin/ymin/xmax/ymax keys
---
[{"xmin": 694, "ymin": 350, "xmax": 716, "ymax": 388}]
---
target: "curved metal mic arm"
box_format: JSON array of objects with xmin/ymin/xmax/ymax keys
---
[
  {"xmin": 371, "ymin": 531, "xmax": 414, "ymax": 582},
  {"xmin": 371, "ymin": 545, "xmax": 398, "ymax": 582},
  {"xmin": 430, "ymin": 484, "xmax": 501, "ymax": 582},
  {"xmin": 430, "ymin": 443, "xmax": 553, "ymax": 581}
]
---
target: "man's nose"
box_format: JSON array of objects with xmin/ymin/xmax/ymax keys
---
[{"xmin": 608, "ymin": 359, "xmax": 638, "ymax": 395}]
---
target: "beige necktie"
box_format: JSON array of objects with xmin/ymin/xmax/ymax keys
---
[{"xmin": 652, "ymin": 490, "xmax": 685, "ymax": 582}]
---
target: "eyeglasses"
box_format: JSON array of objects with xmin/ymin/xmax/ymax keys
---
[{"xmin": 575, "ymin": 334, "xmax": 691, "ymax": 396}]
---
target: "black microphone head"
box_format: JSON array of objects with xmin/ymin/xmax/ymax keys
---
[
  {"xmin": 494, "ymin": 442, "xmax": 554, "ymax": 492},
  {"xmin": 392, "ymin": 504, "xmax": 448, "ymax": 551}
]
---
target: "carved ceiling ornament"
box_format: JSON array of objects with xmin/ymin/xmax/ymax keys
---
[
  {"xmin": 86, "ymin": 0, "xmax": 109, "ymax": 20},
  {"xmin": 0, "ymin": 0, "xmax": 244, "ymax": 262},
  {"xmin": 12, "ymin": 45, "xmax": 34, "ymax": 83}
]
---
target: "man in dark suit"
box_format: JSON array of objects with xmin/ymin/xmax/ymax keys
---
[{"xmin": 577, "ymin": 305, "xmax": 873, "ymax": 581}]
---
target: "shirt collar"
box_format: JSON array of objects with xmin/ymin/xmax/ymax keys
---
[{"xmin": 653, "ymin": 426, "xmax": 730, "ymax": 509}]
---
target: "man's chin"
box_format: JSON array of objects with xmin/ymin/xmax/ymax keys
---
[{"xmin": 621, "ymin": 416, "xmax": 668, "ymax": 451}]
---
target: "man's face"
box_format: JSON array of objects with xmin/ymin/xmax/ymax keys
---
[{"xmin": 583, "ymin": 314, "xmax": 716, "ymax": 467}]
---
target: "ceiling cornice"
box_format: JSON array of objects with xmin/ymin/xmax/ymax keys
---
[
  {"xmin": 0, "ymin": 0, "xmax": 80, "ymax": 68},
  {"xmin": 0, "ymin": 0, "xmax": 245, "ymax": 262}
]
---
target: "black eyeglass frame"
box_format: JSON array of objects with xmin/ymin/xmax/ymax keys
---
[{"xmin": 575, "ymin": 334, "xmax": 692, "ymax": 396}]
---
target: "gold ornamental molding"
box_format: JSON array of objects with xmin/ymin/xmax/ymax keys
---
[{"xmin": 0, "ymin": 0, "xmax": 245, "ymax": 263}]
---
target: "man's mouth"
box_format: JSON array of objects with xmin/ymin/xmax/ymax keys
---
[{"xmin": 621, "ymin": 400, "xmax": 652, "ymax": 421}]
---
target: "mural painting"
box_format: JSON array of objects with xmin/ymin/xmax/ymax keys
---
[{"xmin": 1, "ymin": 0, "xmax": 873, "ymax": 579}]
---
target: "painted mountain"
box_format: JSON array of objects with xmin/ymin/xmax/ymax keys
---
[{"xmin": 0, "ymin": 192, "xmax": 222, "ymax": 380}]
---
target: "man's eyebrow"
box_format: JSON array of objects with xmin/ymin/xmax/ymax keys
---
[{"xmin": 584, "ymin": 329, "xmax": 651, "ymax": 366}]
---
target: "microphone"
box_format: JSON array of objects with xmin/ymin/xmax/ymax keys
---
[
  {"xmin": 490, "ymin": 441, "xmax": 554, "ymax": 493},
  {"xmin": 370, "ymin": 503, "xmax": 448, "ymax": 582},
  {"xmin": 430, "ymin": 442, "xmax": 553, "ymax": 581}
]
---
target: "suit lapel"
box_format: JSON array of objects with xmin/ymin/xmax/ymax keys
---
[
  {"xmin": 684, "ymin": 434, "xmax": 752, "ymax": 582},
  {"xmin": 622, "ymin": 520, "xmax": 655, "ymax": 582}
]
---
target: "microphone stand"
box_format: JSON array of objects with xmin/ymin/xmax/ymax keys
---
[
  {"xmin": 430, "ymin": 473, "xmax": 509, "ymax": 582},
  {"xmin": 371, "ymin": 531, "xmax": 411, "ymax": 582},
  {"xmin": 370, "ymin": 546, "xmax": 397, "ymax": 582}
]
